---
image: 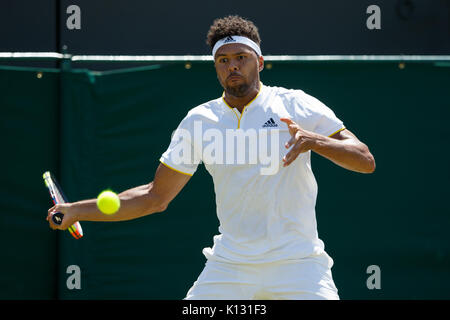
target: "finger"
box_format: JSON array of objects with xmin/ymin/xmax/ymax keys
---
[
  {"xmin": 281, "ymin": 118, "xmax": 305, "ymax": 132},
  {"xmin": 285, "ymin": 136, "xmax": 296, "ymax": 149},
  {"xmin": 50, "ymin": 204, "xmax": 66, "ymax": 215},
  {"xmin": 47, "ymin": 206, "xmax": 57, "ymax": 221},
  {"xmin": 283, "ymin": 150, "xmax": 299, "ymax": 167},
  {"xmin": 283, "ymin": 144, "xmax": 299, "ymax": 164},
  {"xmin": 280, "ymin": 117, "xmax": 294, "ymax": 125},
  {"xmin": 280, "ymin": 118, "xmax": 296, "ymax": 130},
  {"xmin": 280, "ymin": 118, "xmax": 298, "ymax": 135},
  {"xmin": 47, "ymin": 207, "xmax": 62, "ymax": 230},
  {"xmin": 280, "ymin": 118, "xmax": 302, "ymax": 130},
  {"xmin": 283, "ymin": 141, "xmax": 309, "ymax": 166},
  {"xmin": 286, "ymin": 130, "xmax": 304, "ymax": 148},
  {"xmin": 48, "ymin": 216, "xmax": 57, "ymax": 230},
  {"xmin": 47, "ymin": 211, "xmax": 57, "ymax": 223},
  {"xmin": 47, "ymin": 206, "xmax": 56, "ymax": 222}
]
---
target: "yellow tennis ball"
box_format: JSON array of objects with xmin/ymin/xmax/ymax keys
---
[{"xmin": 97, "ymin": 190, "xmax": 120, "ymax": 215}]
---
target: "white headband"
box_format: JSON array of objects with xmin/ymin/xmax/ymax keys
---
[{"xmin": 212, "ymin": 35, "xmax": 262, "ymax": 58}]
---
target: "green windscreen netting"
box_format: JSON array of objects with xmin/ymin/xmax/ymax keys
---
[{"xmin": 1, "ymin": 61, "xmax": 449, "ymax": 299}]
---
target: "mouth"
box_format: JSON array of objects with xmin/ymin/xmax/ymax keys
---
[{"xmin": 227, "ymin": 74, "xmax": 243, "ymax": 82}]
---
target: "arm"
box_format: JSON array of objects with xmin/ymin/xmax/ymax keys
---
[
  {"xmin": 280, "ymin": 118, "xmax": 375, "ymax": 174},
  {"xmin": 47, "ymin": 163, "xmax": 191, "ymax": 230}
]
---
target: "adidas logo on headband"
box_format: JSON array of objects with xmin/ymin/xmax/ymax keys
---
[
  {"xmin": 212, "ymin": 35, "xmax": 262, "ymax": 58},
  {"xmin": 223, "ymin": 36, "xmax": 236, "ymax": 43}
]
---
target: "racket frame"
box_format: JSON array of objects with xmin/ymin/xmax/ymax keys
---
[{"xmin": 43, "ymin": 171, "xmax": 83, "ymax": 239}]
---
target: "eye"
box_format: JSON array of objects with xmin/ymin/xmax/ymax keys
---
[
  {"xmin": 238, "ymin": 55, "xmax": 245, "ymax": 60},
  {"xmin": 219, "ymin": 57, "xmax": 228, "ymax": 63}
]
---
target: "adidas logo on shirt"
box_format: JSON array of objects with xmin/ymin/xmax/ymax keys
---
[{"xmin": 262, "ymin": 118, "xmax": 278, "ymax": 128}]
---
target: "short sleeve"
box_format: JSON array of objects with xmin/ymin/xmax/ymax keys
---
[
  {"xmin": 294, "ymin": 91, "xmax": 345, "ymax": 137},
  {"xmin": 159, "ymin": 113, "xmax": 202, "ymax": 176}
]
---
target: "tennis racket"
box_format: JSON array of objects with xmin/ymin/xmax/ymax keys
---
[{"xmin": 43, "ymin": 171, "xmax": 83, "ymax": 239}]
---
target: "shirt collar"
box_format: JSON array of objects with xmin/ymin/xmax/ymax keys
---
[{"xmin": 221, "ymin": 81, "xmax": 264, "ymax": 112}]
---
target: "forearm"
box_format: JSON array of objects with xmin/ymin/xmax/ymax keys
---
[
  {"xmin": 312, "ymin": 134, "xmax": 375, "ymax": 173},
  {"xmin": 71, "ymin": 183, "xmax": 166, "ymax": 222}
]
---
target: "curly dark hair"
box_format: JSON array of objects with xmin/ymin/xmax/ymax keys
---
[{"xmin": 206, "ymin": 15, "xmax": 261, "ymax": 49}]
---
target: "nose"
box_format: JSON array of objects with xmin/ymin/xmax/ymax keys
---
[{"xmin": 228, "ymin": 60, "xmax": 239, "ymax": 72}]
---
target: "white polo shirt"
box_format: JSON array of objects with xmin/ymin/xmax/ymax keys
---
[{"xmin": 160, "ymin": 83, "xmax": 345, "ymax": 264}]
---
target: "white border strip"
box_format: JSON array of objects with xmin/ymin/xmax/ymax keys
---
[
  {"xmin": 264, "ymin": 55, "xmax": 450, "ymax": 61},
  {"xmin": 0, "ymin": 52, "xmax": 69, "ymax": 59},
  {"xmin": 1, "ymin": 53, "xmax": 450, "ymax": 62},
  {"xmin": 71, "ymin": 55, "xmax": 450, "ymax": 62},
  {"xmin": 71, "ymin": 55, "xmax": 213, "ymax": 62}
]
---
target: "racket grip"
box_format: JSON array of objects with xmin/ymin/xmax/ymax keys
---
[{"xmin": 52, "ymin": 212, "xmax": 64, "ymax": 225}]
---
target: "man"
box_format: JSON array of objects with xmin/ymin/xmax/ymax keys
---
[{"xmin": 48, "ymin": 15, "xmax": 375, "ymax": 300}]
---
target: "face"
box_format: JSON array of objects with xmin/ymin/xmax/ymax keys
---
[{"xmin": 214, "ymin": 43, "xmax": 264, "ymax": 97}]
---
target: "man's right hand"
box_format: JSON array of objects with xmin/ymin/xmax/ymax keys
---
[{"xmin": 47, "ymin": 203, "xmax": 78, "ymax": 230}]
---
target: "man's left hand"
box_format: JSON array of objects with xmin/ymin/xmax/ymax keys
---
[{"xmin": 280, "ymin": 118, "xmax": 318, "ymax": 167}]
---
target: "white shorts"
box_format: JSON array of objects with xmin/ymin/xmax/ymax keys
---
[{"xmin": 185, "ymin": 252, "xmax": 339, "ymax": 300}]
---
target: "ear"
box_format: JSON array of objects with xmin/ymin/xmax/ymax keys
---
[{"xmin": 258, "ymin": 55, "xmax": 264, "ymax": 72}]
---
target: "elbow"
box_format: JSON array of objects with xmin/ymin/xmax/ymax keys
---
[
  {"xmin": 144, "ymin": 190, "xmax": 170, "ymax": 214},
  {"xmin": 152, "ymin": 194, "xmax": 170, "ymax": 213},
  {"xmin": 367, "ymin": 159, "xmax": 376, "ymax": 174},
  {"xmin": 155, "ymin": 202, "xmax": 169, "ymax": 213},
  {"xmin": 357, "ymin": 143, "xmax": 375, "ymax": 174},
  {"xmin": 364, "ymin": 153, "xmax": 376, "ymax": 174}
]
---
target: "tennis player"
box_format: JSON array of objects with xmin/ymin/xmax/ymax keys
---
[{"xmin": 48, "ymin": 15, "xmax": 375, "ymax": 300}]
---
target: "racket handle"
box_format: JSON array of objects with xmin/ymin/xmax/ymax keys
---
[{"xmin": 52, "ymin": 212, "xmax": 64, "ymax": 225}]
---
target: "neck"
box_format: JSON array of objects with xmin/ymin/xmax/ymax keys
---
[{"xmin": 224, "ymin": 81, "xmax": 261, "ymax": 113}]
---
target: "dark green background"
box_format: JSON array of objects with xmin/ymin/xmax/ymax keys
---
[{"xmin": 1, "ymin": 60, "xmax": 449, "ymax": 299}]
